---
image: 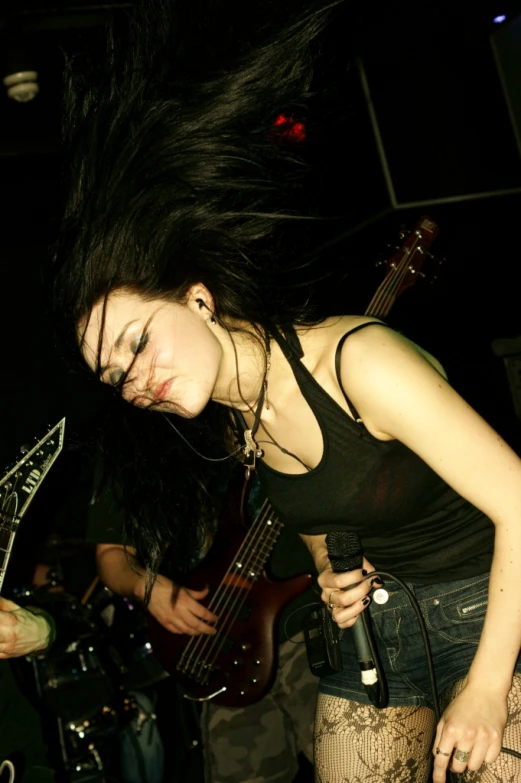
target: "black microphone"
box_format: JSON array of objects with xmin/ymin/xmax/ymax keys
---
[{"xmin": 326, "ymin": 530, "xmax": 387, "ymax": 708}]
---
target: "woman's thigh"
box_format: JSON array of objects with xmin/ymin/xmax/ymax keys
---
[
  {"xmin": 442, "ymin": 674, "xmax": 521, "ymax": 782},
  {"xmin": 314, "ymin": 692, "xmax": 436, "ymax": 783}
]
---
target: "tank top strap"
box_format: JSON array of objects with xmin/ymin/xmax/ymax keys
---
[{"xmin": 334, "ymin": 321, "xmax": 387, "ymax": 423}]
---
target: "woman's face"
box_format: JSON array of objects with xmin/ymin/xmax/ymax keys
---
[{"xmin": 80, "ymin": 287, "xmax": 223, "ymax": 417}]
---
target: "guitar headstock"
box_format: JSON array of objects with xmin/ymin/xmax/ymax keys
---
[
  {"xmin": 368, "ymin": 216, "xmax": 443, "ymax": 319},
  {"xmin": 0, "ymin": 418, "xmax": 65, "ymax": 590},
  {"xmin": 385, "ymin": 215, "xmax": 440, "ymax": 293}
]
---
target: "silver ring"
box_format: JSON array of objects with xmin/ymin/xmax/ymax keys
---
[
  {"xmin": 454, "ymin": 749, "xmax": 471, "ymax": 763},
  {"xmin": 435, "ymin": 747, "xmax": 451, "ymax": 757}
]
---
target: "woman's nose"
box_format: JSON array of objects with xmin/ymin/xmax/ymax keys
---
[{"xmin": 122, "ymin": 369, "xmax": 152, "ymax": 405}]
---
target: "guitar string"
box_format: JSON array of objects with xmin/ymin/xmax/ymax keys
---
[
  {"xmin": 193, "ymin": 497, "xmax": 271, "ymax": 620},
  {"xmin": 368, "ymin": 234, "xmax": 422, "ymax": 317},
  {"xmin": 373, "ymin": 233, "xmax": 424, "ymax": 306},
  {"xmin": 180, "ymin": 509, "xmax": 283, "ymax": 678},
  {"xmin": 372, "ymin": 237, "xmax": 420, "ymax": 313},
  {"xmin": 179, "ymin": 510, "xmax": 281, "ymax": 680},
  {"xmin": 179, "ymin": 498, "xmax": 279, "ymax": 673},
  {"xmin": 368, "ymin": 237, "xmax": 421, "ymax": 316},
  {"xmin": 188, "ymin": 519, "xmax": 284, "ymax": 682},
  {"xmin": 180, "ymin": 233, "xmax": 427, "ymax": 678},
  {"xmin": 184, "ymin": 516, "xmax": 284, "ymax": 682},
  {"xmin": 0, "ymin": 475, "xmax": 22, "ymax": 592},
  {"xmin": 0, "ymin": 426, "xmax": 63, "ymax": 592},
  {"xmin": 177, "ymin": 497, "xmax": 271, "ymax": 673},
  {"xmin": 179, "ymin": 500, "xmax": 280, "ymax": 676}
]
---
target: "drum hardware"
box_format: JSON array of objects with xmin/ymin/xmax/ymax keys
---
[{"xmin": 14, "ymin": 579, "xmax": 167, "ymax": 780}]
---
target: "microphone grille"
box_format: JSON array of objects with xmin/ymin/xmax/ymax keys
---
[{"xmin": 326, "ymin": 531, "xmax": 363, "ymax": 572}]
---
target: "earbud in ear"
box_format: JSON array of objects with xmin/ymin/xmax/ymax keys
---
[{"xmin": 195, "ymin": 297, "xmax": 216, "ymax": 324}]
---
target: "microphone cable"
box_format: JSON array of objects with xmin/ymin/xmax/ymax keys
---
[{"xmin": 350, "ymin": 569, "xmax": 521, "ymax": 781}]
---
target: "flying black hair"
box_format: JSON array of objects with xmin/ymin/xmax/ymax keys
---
[{"xmin": 52, "ymin": 0, "xmax": 346, "ymax": 597}]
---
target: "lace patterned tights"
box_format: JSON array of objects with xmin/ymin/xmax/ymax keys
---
[{"xmin": 314, "ymin": 676, "xmax": 521, "ymax": 782}]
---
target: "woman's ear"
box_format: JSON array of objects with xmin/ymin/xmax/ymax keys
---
[{"xmin": 187, "ymin": 282, "xmax": 215, "ymax": 317}]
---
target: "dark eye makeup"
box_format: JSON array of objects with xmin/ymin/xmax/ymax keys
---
[
  {"xmin": 132, "ymin": 332, "xmax": 149, "ymax": 355},
  {"xmin": 106, "ymin": 332, "xmax": 149, "ymax": 387},
  {"xmin": 110, "ymin": 368, "xmax": 125, "ymax": 387}
]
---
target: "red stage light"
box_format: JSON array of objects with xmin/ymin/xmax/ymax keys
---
[{"xmin": 272, "ymin": 113, "xmax": 306, "ymax": 143}]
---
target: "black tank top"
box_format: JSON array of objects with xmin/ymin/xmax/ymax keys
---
[{"xmin": 253, "ymin": 323, "xmax": 494, "ymax": 584}]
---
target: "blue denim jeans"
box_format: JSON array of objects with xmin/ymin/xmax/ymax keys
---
[{"xmin": 319, "ymin": 572, "xmax": 520, "ymax": 708}]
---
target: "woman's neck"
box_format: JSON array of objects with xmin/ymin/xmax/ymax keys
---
[{"xmin": 211, "ymin": 322, "xmax": 270, "ymax": 411}]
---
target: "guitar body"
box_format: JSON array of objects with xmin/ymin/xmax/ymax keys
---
[{"xmin": 147, "ymin": 521, "xmax": 313, "ymax": 708}]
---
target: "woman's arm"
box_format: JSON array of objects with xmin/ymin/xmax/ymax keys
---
[{"xmin": 339, "ymin": 324, "xmax": 521, "ymax": 780}]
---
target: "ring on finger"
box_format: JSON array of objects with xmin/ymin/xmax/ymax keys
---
[
  {"xmin": 454, "ymin": 749, "xmax": 471, "ymax": 763},
  {"xmin": 328, "ymin": 589, "xmax": 340, "ymax": 611},
  {"xmin": 435, "ymin": 748, "xmax": 451, "ymax": 757}
]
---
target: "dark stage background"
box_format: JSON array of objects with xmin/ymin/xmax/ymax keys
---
[{"xmin": 1, "ymin": 1, "xmax": 521, "ymax": 780}]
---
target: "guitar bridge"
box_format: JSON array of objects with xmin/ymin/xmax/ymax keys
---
[{"xmin": 178, "ymin": 630, "xmax": 235, "ymax": 684}]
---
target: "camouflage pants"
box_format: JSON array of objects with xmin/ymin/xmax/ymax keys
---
[{"xmin": 202, "ymin": 633, "xmax": 318, "ymax": 783}]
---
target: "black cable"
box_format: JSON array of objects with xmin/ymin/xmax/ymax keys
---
[
  {"xmin": 362, "ymin": 571, "xmax": 439, "ymax": 718},
  {"xmin": 354, "ymin": 570, "xmax": 521, "ymax": 779},
  {"xmin": 502, "ymin": 747, "xmax": 521, "ymax": 760},
  {"xmin": 162, "ymin": 413, "xmax": 244, "ymax": 462},
  {"xmin": 357, "ymin": 601, "xmax": 389, "ymax": 708},
  {"xmin": 283, "ymin": 601, "xmax": 324, "ymax": 642}
]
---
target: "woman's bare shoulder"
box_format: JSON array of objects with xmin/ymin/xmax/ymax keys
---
[{"xmin": 296, "ymin": 315, "xmax": 385, "ymax": 359}]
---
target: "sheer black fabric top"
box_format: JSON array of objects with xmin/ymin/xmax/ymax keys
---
[{"xmin": 254, "ymin": 323, "xmax": 494, "ymax": 584}]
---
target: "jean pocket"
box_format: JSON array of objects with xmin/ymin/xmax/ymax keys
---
[
  {"xmin": 423, "ymin": 577, "xmax": 489, "ymax": 645},
  {"xmin": 372, "ymin": 608, "xmax": 402, "ymax": 664}
]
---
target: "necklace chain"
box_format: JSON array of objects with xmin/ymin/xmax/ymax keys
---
[
  {"xmin": 264, "ymin": 346, "xmax": 271, "ymax": 411},
  {"xmin": 242, "ymin": 338, "xmax": 271, "ymax": 476}
]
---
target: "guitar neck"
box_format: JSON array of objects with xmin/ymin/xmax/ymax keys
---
[
  {"xmin": 365, "ymin": 234, "xmax": 423, "ymax": 319},
  {"xmin": 365, "ymin": 216, "xmax": 439, "ymax": 319},
  {"xmin": 0, "ymin": 519, "xmax": 18, "ymax": 591},
  {"xmin": 0, "ymin": 417, "xmax": 65, "ymax": 592},
  {"xmin": 223, "ymin": 499, "xmax": 283, "ymax": 588}
]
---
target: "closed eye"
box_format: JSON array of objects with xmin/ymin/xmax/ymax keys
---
[
  {"xmin": 108, "ymin": 333, "xmax": 149, "ymax": 388},
  {"xmin": 132, "ymin": 332, "xmax": 149, "ymax": 355},
  {"xmin": 109, "ymin": 368, "xmax": 125, "ymax": 387}
]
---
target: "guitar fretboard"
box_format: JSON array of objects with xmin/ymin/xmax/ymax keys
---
[
  {"xmin": 228, "ymin": 508, "xmax": 283, "ymax": 584},
  {"xmin": 178, "ymin": 502, "xmax": 283, "ymax": 683},
  {"xmin": 0, "ymin": 417, "xmax": 65, "ymax": 591},
  {"xmin": 0, "ymin": 518, "xmax": 18, "ymax": 585}
]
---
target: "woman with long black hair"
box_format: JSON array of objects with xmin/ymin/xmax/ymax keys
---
[{"xmin": 53, "ymin": 2, "xmax": 521, "ymax": 781}]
